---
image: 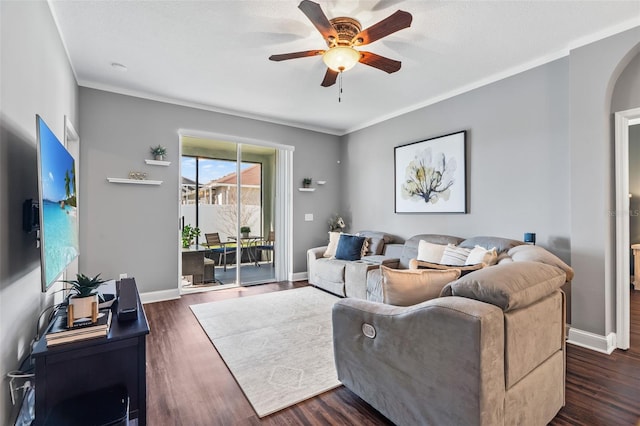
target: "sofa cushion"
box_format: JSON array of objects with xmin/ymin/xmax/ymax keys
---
[
  {"xmin": 335, "ymin": 234, "xmax": 367, "ymax": 261},
  {"xmin": 417, "ymin": 240, "xmax": 447, "ymax": 263},
  {"xmin": 466, "ymin": 245, "xmax": 498, "ymax": 266},
  {"xmin": 315, "ymin": 258, "xmax": 349, "ymax": 283},
  {"xmin": 323, "ymin": 232, "xmax": 341, "ymax": 258},
  {"xmin": 380, "ymin": 265, "xmax": 461, "ymax": 306},
  {"xmin": 440, "ymin": 261, "xmax": 566, "ymax": 312},
  {"xmin": 399, "ymin": 234, "xmax": 465, "ymax": 269},
  {"xmin": 440, "ymin": 244, "xmax": 472, "ymax": 266},
  {"xmin": 506, "ymin": 245, "xmax": 574, "ymax": 281},
  {"xmin": 357, "ymin": 231, "xmax": 393, "ymax": 255},
  {"xmin": 458, "ymin": 236, "xmax": 524, "ymax": 253}
]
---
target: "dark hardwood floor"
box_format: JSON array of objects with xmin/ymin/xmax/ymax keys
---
[{"xmin": 144, "ymin": 283, "xmax": 640, "ymax": 425}]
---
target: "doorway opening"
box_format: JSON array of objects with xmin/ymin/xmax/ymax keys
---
[{"xmin": 614, "ymin": 107, "xmax": 640, "ymax": 350}]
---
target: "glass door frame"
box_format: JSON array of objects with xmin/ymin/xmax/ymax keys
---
[
  {"xmin": 235, "ymin": 143, "xmax": 270, "ymax": 286},
  {"xmin": 178, "ymin": 129, "xmax": 293, "ymax": 288}
]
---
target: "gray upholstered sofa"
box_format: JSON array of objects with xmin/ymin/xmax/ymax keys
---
[
  {"xmin": 332, "ymin": 259, "xmax": 571, "ymax": 426},
  {"xmin": 306, "ymin": 231, "xmax": 403, "ymax": 298},
  {"xmin": 367, "ymin": 235, "xmax": 573, "ymax": 310},
  {"xmin": 310, "ymin": 233, "xmax": 542, "ymax": 293}
]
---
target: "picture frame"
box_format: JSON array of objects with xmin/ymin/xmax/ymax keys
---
[{"xmin": 394, "ymin": 130, "xmax": 467, "ymax": 213}]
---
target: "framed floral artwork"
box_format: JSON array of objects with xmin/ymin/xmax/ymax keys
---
[{"xmin": 394, "ymin": 131, "xmax": 467, "ymax": 213}]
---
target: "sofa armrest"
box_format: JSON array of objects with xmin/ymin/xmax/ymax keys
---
[
  {"xmin": 344, "ymin": 257, "xmax": 400, "ymax": 300},
  {"xmin": 307, "ymin": 246, "xmax": 327, "ymax": 260},
  {"xmin": 307, "ymin": 246, "xmax": 327, "ymax": 285},
  {"xmin": 332, "ymin": 297, "xmax": 505, "ymax": 426}
]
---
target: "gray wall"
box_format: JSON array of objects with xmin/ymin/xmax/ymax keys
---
[
  {"xmin": 569, "ymin": 27, "xmax": 639, "ymax": 336},
  {"xmin": 78, "ymin": 88, "xmax": 341, "ymax": 293},
  {"xmin": 611, "ymin": 46, "xmax": 640, "ymax": 113},
  {"xmin": 341, "ymin": 58, "xmax": 571, "ymax": 261},
  {"xmin": 0, "ymin": 1, "xmax": 79, "ymax": 423}
]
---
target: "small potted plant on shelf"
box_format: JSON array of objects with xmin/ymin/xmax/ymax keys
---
[
  {"xmin": 240, "ymin": 226, "xmax": 251, "ymax": 238},
  {"xmin": 150, "ymin": 144, "xmax": 167, "ymax": 161},
  {"xmin": 61, "ymin": 273, "xmax": 107, "ymax": 325},
  {"xmin": 328, "ymin": 214, "xmax": 346, "ymax": 232},
  {"xmin": 302, "ymin": 177, "xmax": 312, "ymax": 188},
  {"xmin": 182, "ymin": 224, "xmax": 201, "ymax": 248}
]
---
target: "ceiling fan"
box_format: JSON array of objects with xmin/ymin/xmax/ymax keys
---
[{"xmin": 269, "ymin": 0, "xmax": 413, "ymax": 87}]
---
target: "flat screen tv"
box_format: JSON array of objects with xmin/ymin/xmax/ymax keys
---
[{"xmin": 36, "ymin": 115, "xmax": 79, "ymax": 291}]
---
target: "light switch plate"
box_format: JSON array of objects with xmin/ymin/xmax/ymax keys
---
[{"xmin": 304, "ymin": 213, "xmax": 314, "ymax": 221}]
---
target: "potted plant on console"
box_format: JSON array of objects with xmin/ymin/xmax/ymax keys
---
[{"xmin": 61, "ymin": 273, "xmax": 107, "ymax": 327}]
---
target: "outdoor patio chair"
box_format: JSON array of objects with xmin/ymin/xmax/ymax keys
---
[
  {"xmin": 204, "ymin": 233, "xmax": 236, "ymax": 271},
  {"xmin": 257, "ymin": 231, "xmax": 275, "ymax": 266}
]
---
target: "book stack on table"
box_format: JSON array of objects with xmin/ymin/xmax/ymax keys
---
[{"xmin": 45, "ymin": 309, "xmax": 112, "ymax": 346}]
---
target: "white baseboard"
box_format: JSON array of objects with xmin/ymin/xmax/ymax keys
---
[
  {"xmin": 140, "ymin": 288, "xmax": 180, "ymax": 304},
  {"xmin": 567, "ymin": 327, "xmax": 616, "ymax": 354},
  {"xmin": 290, "ymin": 272, "xmax": 308, "ymax": 282}
]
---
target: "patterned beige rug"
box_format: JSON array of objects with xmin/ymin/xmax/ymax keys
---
[{"xmin": 190, "ymin": 286, "xmax": 341, "ymax": 417}]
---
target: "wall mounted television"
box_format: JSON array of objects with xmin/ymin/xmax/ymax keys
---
[{"xmin": 36, "ymin": 115, "xmax": 79, "ymax": 291}]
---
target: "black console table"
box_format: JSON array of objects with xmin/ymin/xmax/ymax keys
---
[{"xmin": 32, "ymin": 281, "xmax": 150, "ymax": 425}]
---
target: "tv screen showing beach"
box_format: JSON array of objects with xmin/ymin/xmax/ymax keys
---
[{"xmin": 36, "ymin": 116, "xmax": 78, "ymax": 290}]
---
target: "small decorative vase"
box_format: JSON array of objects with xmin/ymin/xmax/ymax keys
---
[
  {"xmin": 154, "ymin": 154, "xmax": 164, "ymax": 161},
  {"xmin": 242, "ymin": 232, "xmax": 249, "ymax": 238}
]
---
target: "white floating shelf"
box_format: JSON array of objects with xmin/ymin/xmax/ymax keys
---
[
  {"xmin": 107, "ymin": 178, "xmax": 162, "ymax": 185},
  {"xmin": 317, "ymin": 181, "xmax": 326, "ymax": 185},
  {"xmin": 145, "ymin": 159, "xmax": 171, "ymax": 166},
  {"xmin": 298, "ymin": 188, "xmax": 315, "ymax": 192}
]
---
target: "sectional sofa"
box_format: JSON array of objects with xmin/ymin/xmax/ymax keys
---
[
  {"xmin": 307, "ymin": 232, "xmax": 572, "ymax": 309},
  {"xmin": 307, "ymin": 232, "xmax": 574, "ymax": 425}
]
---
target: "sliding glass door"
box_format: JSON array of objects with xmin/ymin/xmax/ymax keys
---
[{"xmin": 180, "ymin": 137, "xmax": 276, "ymax": 287}]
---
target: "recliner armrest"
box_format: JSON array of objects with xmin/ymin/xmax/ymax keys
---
[{"xmin": 332, "ymin": 296, "xmax": 505, "ymax": 426}]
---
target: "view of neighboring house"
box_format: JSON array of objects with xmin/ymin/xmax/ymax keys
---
[
  {"xmin": 181, "ymin": 163, "xmax": 261, "ymax": 207},
  {"xmin": 181, "ymin": 162, "xmax": 262, "ymax": 241}
]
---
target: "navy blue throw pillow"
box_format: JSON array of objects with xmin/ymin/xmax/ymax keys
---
[{"xmin": 335, "ymin": 234, "xmax": 366, "ymax": 261}]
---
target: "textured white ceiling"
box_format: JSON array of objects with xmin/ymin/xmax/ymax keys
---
[{"xmin": 48, "ymin": 0, "xmax": 640, "ymax": 135}]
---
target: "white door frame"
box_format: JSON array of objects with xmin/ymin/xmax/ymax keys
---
[
  {"xmin": 614, "ymin": 107, "xmax": 640, "ymax": 350},
  {"xmin": 177, "ymin": 128, "xmax": 294, "ymax": 286}
]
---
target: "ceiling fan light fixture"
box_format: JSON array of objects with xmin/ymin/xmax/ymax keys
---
[{"xmin": 322, "ymin": 46, "xmax": 360, "ymax": 72}]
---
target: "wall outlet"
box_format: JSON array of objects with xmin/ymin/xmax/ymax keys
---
[
  {"xmin": 305, "ymin": 213, "xmax": 314, "ymax": 221},
  {"xmin": 119, "ymin": 273, "xmax": 128, "ymax": 279}
]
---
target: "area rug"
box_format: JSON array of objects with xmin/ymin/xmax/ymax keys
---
[{"xmin": 190, "ymin": 286, "xmax": 342, "ymax": 417}]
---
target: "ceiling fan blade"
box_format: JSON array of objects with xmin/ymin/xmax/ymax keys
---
[
  {"xmin": 359, "ymin": 51, "xmax": 401, "ymax": 73},
  {"xmin": 351, "ymin": 10, "xmax": 412, "ymax": 46},
  {"xmin": 321, "ymin": 68, "xmax": 339, "ymax": 87},
  {"xmin": 298, "ymin": 0, "xmax": 338, "ymax": 43},
  {"xmin": 269, "ymin": 50, "xmax": 324, "ymax": 61}
]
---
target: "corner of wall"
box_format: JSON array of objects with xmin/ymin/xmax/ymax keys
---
[{"xmin": 567, "ymin": 327, "xmax": 617, "ymax": 354}]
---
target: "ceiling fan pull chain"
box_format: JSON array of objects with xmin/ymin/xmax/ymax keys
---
[{"xmin": 339, "ymin": 72, "xmax": 343, "ymax": 103}]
